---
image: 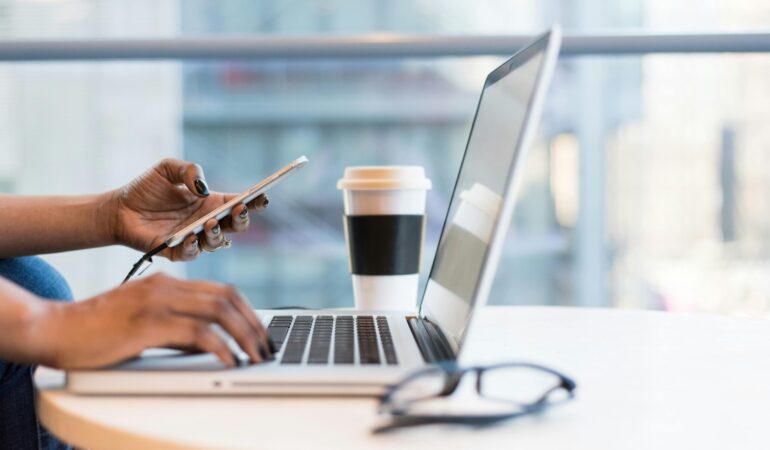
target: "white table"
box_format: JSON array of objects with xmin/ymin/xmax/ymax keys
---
[{"xmin": 35, "ymin": 306, "xmax": 770, "ymax": 450}]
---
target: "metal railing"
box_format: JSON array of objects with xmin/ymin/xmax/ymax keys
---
[
  {"xmin": 0, "ymin": 32, "xmax": 768, "ymax": 61},
  {"xmin": 2, "ymin": 29, "xmax": 762, "ymax": 308}
]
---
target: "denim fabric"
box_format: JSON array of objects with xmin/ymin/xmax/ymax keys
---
[{"xmin": 0, "ymin": 257, "xmax": 73, "ymax": 450}]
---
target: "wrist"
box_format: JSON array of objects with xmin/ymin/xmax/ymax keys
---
[
  {"xmin": 96, "ymin": 189, "xmax": 122, "ymax": 246},
  {"xmin": 19, "ymin": 298, "xmax": 69, "ymax": 368}
]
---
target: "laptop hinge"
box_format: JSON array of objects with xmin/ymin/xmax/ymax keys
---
[{"xmin": 407, "ymin": 317, "xmax": 456, "ymax": 363}]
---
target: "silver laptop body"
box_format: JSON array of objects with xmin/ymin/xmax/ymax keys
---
[{"xmin": 67, "ymin": 27, "xmax": 562, "ymax": 395}]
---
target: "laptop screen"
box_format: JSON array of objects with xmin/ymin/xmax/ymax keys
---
[{"xmin": 419, "ymin": 31, "xmax": 558, "ymax": 351}]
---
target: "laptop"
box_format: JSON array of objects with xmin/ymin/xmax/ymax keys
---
[{"xmin": 67, "ymin": 27, "xmax": 561, "ymax": 395}]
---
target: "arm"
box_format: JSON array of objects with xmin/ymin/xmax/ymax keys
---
[
  {"xmin": 0, "ymin": 193, "xmax": 115, "ymax": 257},
  {"xmin": 0, "ymin": 158, "xmax": 268, "ymax": 260},
  {"xmin": 0, "ymin": 276, "xmax": 52, "ymax": 365}
]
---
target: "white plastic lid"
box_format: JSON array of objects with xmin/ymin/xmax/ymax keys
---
[
  {"xmin": 459, "ymin": 183, "xmax": 502, "ymax": 218},
  {"xmin": 337, "ymin": 166, "xmax": 432, "ymax": 191}
]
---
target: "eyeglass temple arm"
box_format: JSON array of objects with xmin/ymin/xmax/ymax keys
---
[{"xmin": 372, "ymin": 412, "xmax": 518, "ymax": 434}]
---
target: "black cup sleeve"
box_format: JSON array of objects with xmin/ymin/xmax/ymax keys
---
[{"xmin": 344, "ymin": 215, "xmax": 424, "ymax": 275}]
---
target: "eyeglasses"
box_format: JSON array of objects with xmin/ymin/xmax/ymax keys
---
[{"xmin": 374, "ymin": 361, "xmax": 576, "ymax": 433}]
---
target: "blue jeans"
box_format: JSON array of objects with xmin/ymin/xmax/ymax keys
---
[{"xmin": 0, "ymin": 257, "xmax": 73, "ymax": 450}]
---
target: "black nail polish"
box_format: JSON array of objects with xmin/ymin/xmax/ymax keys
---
[
  {"xmin": 211, "ymin": 224, "xmax": 220, "ymax": 235},
  {"xmin": 194, "ymin": 178, "xmax": 210, "ymax": 197},
  {"xmin": 239, "ymin": 206, "xmax": 249, "ymax": 219},
  {"xmin": 263, "ymin": 197, "xmax": 269, "ymax": 207},
  {"xmin": 267, "ymin": 338, "xmax": 277, "ymax": 354},
  {"xmin": 231, "ymin": 352, "xmax": 244, "ymax": 367}
]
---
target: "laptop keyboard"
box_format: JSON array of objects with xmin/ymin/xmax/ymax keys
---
[{"xmin": 267, "ymin": 315, "xmax": 398, "ymax": 366}]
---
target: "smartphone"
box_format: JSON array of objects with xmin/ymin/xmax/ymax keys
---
[{"xmin": 164, "ymin": 155, "xmax": 309, "ymax": 248}]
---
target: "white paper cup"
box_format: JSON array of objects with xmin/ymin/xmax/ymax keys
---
[{"xmin": 338, "ymin": 166, "xmax": 431, "ymax": 311}]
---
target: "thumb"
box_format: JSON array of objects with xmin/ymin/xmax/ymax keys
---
[{"xmin": 157, "ymin": 158, "xmax": 210, "ymax": 198}]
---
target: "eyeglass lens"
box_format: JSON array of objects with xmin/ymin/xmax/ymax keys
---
[
  {"xmin": 388, "ymin": 367, "xmax": 448, "ymax": 406},
  {"xmin": 479, "ymin": 366, "xmax": 566, "ymax": 404}
]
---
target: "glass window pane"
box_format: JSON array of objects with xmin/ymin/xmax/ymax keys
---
[{"xmin": 2, "ymin": 1, "xmax": 770, "ymax": 319}]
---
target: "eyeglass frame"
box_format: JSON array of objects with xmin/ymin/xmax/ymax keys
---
[{"xmin": 374, "ymin": 361, "xmax": 577, "ymax": 432}]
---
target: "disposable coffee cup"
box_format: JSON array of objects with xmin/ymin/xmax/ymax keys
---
[{"xmin": 337, "ymin": 166, "xmax": 432, "ymax": 310}]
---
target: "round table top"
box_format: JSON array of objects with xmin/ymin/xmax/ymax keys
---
[{"xmin": 36, "ymin": 306, "xmax": 770, "ymax": 450}]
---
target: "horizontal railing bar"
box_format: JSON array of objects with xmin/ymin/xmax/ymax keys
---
[{"xmin": 0, "ymin": 32, "xmax": 769, "ymax": 61}]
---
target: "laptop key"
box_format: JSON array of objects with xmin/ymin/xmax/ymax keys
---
[
  {"xmin": 377, "ymin": 316, "xmax": 398, "ymax": 365},
  {"xmin": 281, "ymin": 316, "xmax": 313, "ymax": 364},
  {"xmin": 308, "ymin": 316, "xmax": 333, "ymax": 364},
  {"xmin": 267, "ymin": 316, "xmax": 293, "ymax": 350},
  {"xmin": 334, "ymin": 316, "xmax": 354, "ymax": 364},
  {"xmin": 357, "ymin": 316, "xmax": 380, "ymax": 365}
]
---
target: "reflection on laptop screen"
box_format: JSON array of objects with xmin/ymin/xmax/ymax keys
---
[{"xmin": 420, "ymin": 40, "xmax": 548, "ymax": 348}]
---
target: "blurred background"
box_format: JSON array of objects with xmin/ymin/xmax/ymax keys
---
[{"xmin": 1, "ymin": 0, "xmax": 770, "ymax": 317}]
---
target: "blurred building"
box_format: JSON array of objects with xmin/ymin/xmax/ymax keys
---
[
  {"xmin": 0, "ymin": 0, "xmax": 769, "ymax": 317},
  {"xmin": 0, "ymin": 0, "xmax": 183, "ymax": 293},
  {"xmin": 181, "ymin": 0, "xmax": 643, "ymax": 309}
]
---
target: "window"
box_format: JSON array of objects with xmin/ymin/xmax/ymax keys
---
[{"xmin": 1, "ymin": 0, "xmax": 769, "ymax": 317}]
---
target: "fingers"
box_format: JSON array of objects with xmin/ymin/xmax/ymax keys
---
[
  {"xmin": 170, "ymin": 204, "xmax": 247, "ymax": 259},
  {"xmin": 169, "ymin": 234, "xmax": 200, "ymax": 262},
  {"xmin": 221, "ymin": 285, "xmax": 274, "ymax": 356},
  {"xmin": 156, "ymin": 158, "xmax": 210, "ymax": 198},
  {"xmin": 167, "ymin": 291, "xmax": 263, "ymax": 363},
  {"xmin": 194, "ymin": 204, "xmax": 249, "ymax": 245},
  {"xmin": 201, "ymin": 218, "xmax": 225, "ymax": 251},
  {"xmin": 230, "ymin": 203, "xmax": 250, "ymax": 233},
  {"xmin": 219, "ymin": 194, "xmax": 268, "ymax": 214},
  {"xmin": 172, "ymin": 280, "xmax": 273, "ymax": 359},
  {"xmin": 217, "ymin": 194, "xmax": 269, "ymax": 233},
  {"xmin": 159, "ymin": 316, "xmax": 236, "ymax": 367},
  {"xmin": 249, "ymin": 194, "xmax": 270, "ymax": 211}
]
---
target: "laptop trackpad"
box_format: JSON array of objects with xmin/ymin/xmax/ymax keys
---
[{"xmin": 114, "ymin": 348, "xmax": 227, "ymax": 371}]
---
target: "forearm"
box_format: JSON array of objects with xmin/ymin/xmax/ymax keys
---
[
  {"xmin": 0, "ymin": 192, "xmax": 117, "ymax": 257},
  {"xmin": 0, "ymin": 277, "xmax": 62, "ymax": 366}
]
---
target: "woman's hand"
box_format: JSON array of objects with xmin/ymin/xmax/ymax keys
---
[
  {"xmin": 106, "ymin": 158, "xmax": 269, "ymax": 261},
  {"xmin": 30, "ymin": 273, "xmax": 273, "ymax": 369}
]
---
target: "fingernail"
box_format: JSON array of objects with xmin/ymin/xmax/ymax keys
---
[
  {"xmin": 268, "ymin": 338, "xmax": 277, "ymax": 353},
  {"xmin": 211, "ymin": 224, "xmax": 220, "ymax": 236},
  {"xmin": 263, "ymin": 197, "xmax": 269, "ymax": 207},
  {"xmin": 261, "ymin": 344, "xmax": 276, "ymax": 361},
  {"xmin": 239, "ymin": 205, "xmax": 249, "ymax": 219},
  {"xmin": 194, "ymin": 178, "xmax": 210, "ymax": 197},
  {"xmin": 190, "ymin": 239, "xmax": 199, "ymax": 251}
]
